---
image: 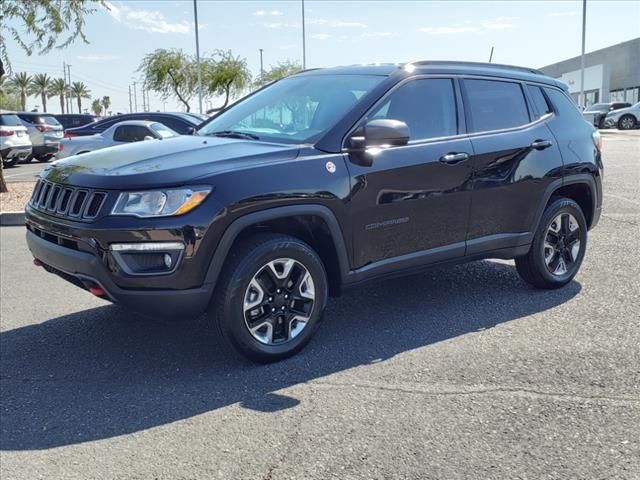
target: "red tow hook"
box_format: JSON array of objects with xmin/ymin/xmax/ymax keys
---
[
  {"xmin": 88, "ymin": 286, "xmax": 106, "ymax": 297},
  {"xmin": 33, "ymin": 258, "xmax": 43, "ymax": 267}
]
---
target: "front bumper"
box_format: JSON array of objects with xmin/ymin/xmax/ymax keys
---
[
  {"xmin": 26, "ymin": 229, "xmax": 213, "ymax": 318},
  {"xmin": 24, "ymin": 203, "xmax": 222, "ymax": 318}
]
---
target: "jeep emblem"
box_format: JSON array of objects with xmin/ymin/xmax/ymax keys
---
[{"xmin": 325, "ymin": 161, "xmax": 336, "ymax": 173}]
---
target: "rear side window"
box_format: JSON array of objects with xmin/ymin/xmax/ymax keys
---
[
  {"xmin": 114, "ymin": 125, "xmax": 153, "ymax": 142},
  {"xmin": 464, "ymin": 79, "xmax": 530, "ymax": 132},
  {"xmin": 0, "ymin": 114, "xmax": 23, "ymax": 126},
  {"xmin": 370, "ymin": 78, "xmax": 458, "ymax": 140},
  {"xmin": 158, "ymin": 117, "xmax": 191, "ymax": 134},
  {"xmin": 543, "ymin": 88, "xmax": 585, "ymax": 123},
  {"xmin": 527, "ymin": 85, "xmax": 552, "ymax": 119}
]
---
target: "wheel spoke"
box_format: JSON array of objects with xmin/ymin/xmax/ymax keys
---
[
  {"xmin": 569, "ymin": 240, "xmax": 581, "ymax": 262},
  {"xmin": 554, "ymin": 256, "xmax": 567, "ymax": 275}
]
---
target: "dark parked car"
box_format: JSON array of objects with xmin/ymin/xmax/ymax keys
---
[
  {"xmin": 26, "ymin": 61, "xmax": 603, "ymax": 362},
  {"xmin": 63, "ymin": 112, "xmax": 202, "ymax": 137},
  {"xmin": 582, "ymin": 101, "xmax": 631, "ymax": 128},
  {"xmin": 54, "ymin": 114, "xmax": 99, "ymax": 131}
]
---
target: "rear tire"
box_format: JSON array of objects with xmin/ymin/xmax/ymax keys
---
[
  {"xmin": 516, "ymin": 197, "xmax": 587, "ymax": 289},
  {"xmin": 211, "ymin": 233, "xmax": 328, "ymax": 363},
  {"xmin": 2, "ymin": 158, "xmax": 19, "ymax": 168},
  {"xmin": 36, "ymin": 155, "xmax": 52, "ymax": 163},
  {"xmin": 618, "ymin": 114, "xmax": 636, "ymax": 130}
]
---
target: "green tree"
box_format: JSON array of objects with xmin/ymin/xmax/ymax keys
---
[
  {"xmin": 69, "ymin": 81, "xmax": 91, "ymax": 113},
  {"xmin": 255, "ymin": 60, "xmax": 302, "ymax": 88},
  {"xmin": 48, "ymin": 78, "xmax": 68, "ymax": 114},
  {"xmin": 30, "ymin": 73, "xmax": 52, "ymax": 112},
  {"xmin": 8, "ymin": 72, "xmax": 31, "ymax": 110},
  {"xmin": 0, "ymin": 0, "xmax": 105, "ymax": 78},
  {"xmin": 139, "ymin": 49, "xmax": 196, "ymax": 112},
  {"xmin": 203, "ymin": 50, "xmax": 251, "ymax": 111},
  {"xmin": 91, "ymin": 98, "xmax": 103, "ymax": 116},
  {"xmin": 101, "ymin": 95, "xmax": 111, "ymax": 115},
  {"xmin": 0, "ymin": 77, "xmax": 20, "ymax": 111}
]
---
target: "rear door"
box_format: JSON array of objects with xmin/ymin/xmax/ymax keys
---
[{"xmin": 462, "ymin": 78, "xmax": 564, "ymax": 254}]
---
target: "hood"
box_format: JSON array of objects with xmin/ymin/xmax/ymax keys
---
[{"xmin": 43, "ymin": 135, "xmax": 300, "ymax": 189}]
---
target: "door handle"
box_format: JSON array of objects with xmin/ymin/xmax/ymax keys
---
[
  {"xmin": 530, "ymin": 139, "xmax": 553, "ymax": 150},
  {"xmin": 439, "ymin": 152, "xmax": 469, "ymax": 164}
]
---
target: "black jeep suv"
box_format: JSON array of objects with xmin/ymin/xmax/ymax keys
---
[{"xmin": 26, "ymin": 61, "xmax": 603, "ymax": 362}]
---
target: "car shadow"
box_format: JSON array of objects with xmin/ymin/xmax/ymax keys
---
[{"xmin": 0, "ymin": 260, "xmax": 581, "ymax": 451}]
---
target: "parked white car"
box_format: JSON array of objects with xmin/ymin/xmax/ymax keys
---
[
  {"xmin": 604, "ymin": 102, "xmax": 640, "ymax": 130},
  {"xmin": 16, "ymin": 112, "xmax": 64, "ymax": 162},
  {"xmin": 55, "ymin": 120, "xmax": 179, "ymax": 160},
  {"xmin": 0, "ymin": 111, "xmax": 32, "ymax": 167}
]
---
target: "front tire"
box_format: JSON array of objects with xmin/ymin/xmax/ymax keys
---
[
  {"xmin": 618, "ymin": 114, "xmax": 636, "ymax": 130},
  {"xmin": 2, "ymin": 157, "xmax": 19, "ymax": 168},
  {"xmin": 211, "ymin": 233, "xmax": 328, "ymax": 363},
  {"xmin": 36, "ymin": 155, "xmax": 52, "ymax": 163},
  {"xmin": 516, "ymin": 197, "xmax": 587, "ymax": 289}
]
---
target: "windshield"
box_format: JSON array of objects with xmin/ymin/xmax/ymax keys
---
[
  {"xmin": 198, "ymin": 74, "xmax": 385, "ymax": 144},
  {"xmin": 0, "ymin": 114, "xmax": 23, "ymax": 126},
  {"xmin": 150, "ymin": 122, "xmax": 179, "ymax": 138}
]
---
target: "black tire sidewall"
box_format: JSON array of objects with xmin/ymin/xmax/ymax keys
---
[
  {"xmin": 618, "ymin": 115, "xmax": 636, "ymax": 130},
  {"xmin": 530, "ymin": 198, "xmax": 588, "ymax": 286},
  {"xmin": 217, "ymin": 237, "xmax": 328, "ymax": 362}
]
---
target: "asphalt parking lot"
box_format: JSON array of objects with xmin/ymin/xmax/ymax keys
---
[
  {"xmin": 1, "ymin": 133, "xmax": 638, "ymax": 479},
  {"xmin": 2, "ymin": 160, "xmax": 50, "ymax": 183}
]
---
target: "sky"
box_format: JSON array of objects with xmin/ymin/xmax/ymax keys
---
[{"xmin": 4, "ymin": 0, "xmax": 639, "ymax": 114}]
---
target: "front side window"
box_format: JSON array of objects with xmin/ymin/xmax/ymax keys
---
[
  {"xmin": 198, "ymin": 74, "xmax": 385, "ymax": 144},
  {"xmin": 150, "ymin": 122, "xmax": 178, "ymax": 138},
  {"xmin": 368, "ymin": 78, "xmax": 458, "ymax": 141},
  {"xmin": 465, "ymin": 79, "xmax": 530, "ymax": 132}
]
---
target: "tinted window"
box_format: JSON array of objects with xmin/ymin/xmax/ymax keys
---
[
  {"xmin": 150, "ymin": 122, "xmax": 178, "ymax": 138},
  {"xmin": 527, "ymin": 85, "xmax": 552, "ymax": 119},
  {"xmin": 158, "ymin": 117, "xmax": 190, "ymax": 134},
  {"xmin": 465, "ymin": 79, "xmax": 530, "ymax": 132},
  {"xmin": 0, "ymin": 114, "xmax": 23, "ymax": 126},
  {"xmin": 588, "ymin": 103, "xmax": 609, "ymax": 111},
  {"xmin": 543, "ymin": 88, "xmax": 585, "ymax": 123},
  {"xmin": 369, "ymin": 78, "xmax": 457, "ymax": 140},
  {"xmin": 113, "ymin": 125, "xmax": 150, "ymax": 142}
]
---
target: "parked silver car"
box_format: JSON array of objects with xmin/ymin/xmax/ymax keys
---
[
  {"xmin": 0, "ymin": 111, "xmax": 32, "ymax": 167},
  {"xmin": 55, "ymin": 120, "xmax": 179, "ymax": 160},
  {"xmin": 581, "ymin": 101, "xmax": 631, "ymax": 128},
  {"xmin": 16, "ymin": 112, "xmax": 64, "ymax": 162},
  {"xmin": 604, "ymin": 102, "xmax": 640, "ymax": 130}
]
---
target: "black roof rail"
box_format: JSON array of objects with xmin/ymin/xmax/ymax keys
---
[{"xmin": 405, "ymin": 60, "xmax": 545, "ymax": 76}]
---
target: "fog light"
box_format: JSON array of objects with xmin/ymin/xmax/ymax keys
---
[{"xmin": 164, "ymin": 253, "xmax": 173, "ymax": 269}]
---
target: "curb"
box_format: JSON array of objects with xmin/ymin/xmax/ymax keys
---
[{"xmin": 0, "ymin": 211, "xmax": 26, "ymax": 226}]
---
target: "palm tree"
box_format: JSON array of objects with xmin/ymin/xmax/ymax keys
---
[
  {"xmin": 90, "ymin": 98, "xmax": 103, "ymax": 116},
  {"xmin": 69, "ymin": 81, "xmax": 91, "ymax": 113},
  {"xmin": 30, "ymin": 73, "xmax": 53, "ymax": 112},
  {"xmin": 101, "ymin": 96, "xmax": 111, "ymax": 115},
  {"xmin": 48, "ymin": 78, "xmax": 68, "ymax": 114},
  {"xmin": 8, "ymin": 72, "xmax": 31, "ymax": 110}
]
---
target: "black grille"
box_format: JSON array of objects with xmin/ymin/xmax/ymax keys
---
[{"xmin": 30, "ymin": 180, "xmax": 107, "ymax": 221}]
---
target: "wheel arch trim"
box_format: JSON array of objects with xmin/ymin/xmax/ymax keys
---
[
  {"xmin": 203, "ymin": 204, "xmax": 351, "ymax": 288},
  {"xmin": 534, "ymin": 174, "xmax": 599, "ymax": 231}
]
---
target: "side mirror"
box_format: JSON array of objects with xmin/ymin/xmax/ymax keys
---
[
  {"xmin": 143, "ymin": 135, "xmax": 155, "ymax": 141},
  {"xmin": 350, "ymin": 119, "xmax": 410, "ymax": 150},
  {"xmin": 186, "ymin": 127, "xmax": 197, "ymax": 135}
]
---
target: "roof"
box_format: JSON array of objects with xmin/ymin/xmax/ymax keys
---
[
  {"xmin": 297, "ymin": 60, "xmax": 561, "ymax": 87},
  {"xmin": 105, "ymin": 120, "xmax": 158, "ymax": 128}
]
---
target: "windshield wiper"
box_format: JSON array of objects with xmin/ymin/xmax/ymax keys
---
[{"xmin": 205, "ymin": 130, "xmax": 260, "ymax": 140}]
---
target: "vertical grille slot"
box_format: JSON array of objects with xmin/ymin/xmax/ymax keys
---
[
  {"xmin": 38, "ymin": 183, "xmax": 51, "ymax": 208},
  {"xmin": 69, "ymin": 190, "xmax": 88, "ymax": 217},
  {"xmin": 48, "ymin": 186, "xmax": 62, "ymax": 211},
  {"xmin": 57, "ymin": 188, "xmax": 73, "ymax": 214},
  {"xmin": 84, "ymin": 192, "xmax": 106, "ymax": 219},
  {"xmin": 31, "ymin": 180, "xmax": 43, "ymax": 203}
]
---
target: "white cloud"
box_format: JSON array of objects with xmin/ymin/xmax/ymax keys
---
[
  {"xmin": 308, "ymin": 18, "xmax": 367, "ymax": 28},
  {"xmin": 361, "ymin": 31, "xmax": 394, "ymax": 38},
  {"xmin": 254, "ymin": 10, "xmax": 284, "ymax": 16},
  {"xmin": 419, "ymin": 17, "xmax": 514, "ymax": 35},
  {"xmin": 311, "ymin": 33, "xmax": 332, "ymax": 40},
  {"xmin": 264, "ymin": 22, "xmax": 299, "ymax": 29},
  {"xmin": 104, "ymin": 1, "xmax": 192, "ymax": 34},
  {"xmin": 77, "ymin": 54, "xmax": 121, "ymax": 62},
  {"xmin": 549, "ymin": 11, "xmax": 577, "ymax": 17}
]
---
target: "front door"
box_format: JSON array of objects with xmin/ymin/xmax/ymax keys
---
[{"xmin": 347, "ymin": 77, "xmax": 473, "ymax": 268}]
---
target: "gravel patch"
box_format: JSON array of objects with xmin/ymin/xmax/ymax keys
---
[{"xmin": 0, "ymin": 182, "xmax": 34, "ymax": 212}]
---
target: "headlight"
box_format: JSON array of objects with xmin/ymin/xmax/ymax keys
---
[{"xmin": 111, "ymin": 186, "xmax": 211, "ymax": 217}]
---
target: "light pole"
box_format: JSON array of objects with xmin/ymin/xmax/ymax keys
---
[
  {"xmin": 301, "ymin": 0, "xmax": 306, "ymax": 69},
  {"xmin": 132, "ymin": 81, "xmax": 138, "ymax": 112},
  {"xmin": 193, "ymin": 0, "xmax": 203, "ymax": 114},
  {"xmin": 128, "ymin": 84, "xmax": 133, "ymax": 113},
  {"xmin": 66, "ymin": 64, "xmax": 72, "ymax": 113},
  {"xmin": 579, "ymin": 0, "xmax": 587, "ymax": 109},
  {"xmin": 259, "ymin": 48, "xmax": 264, "ymax": 78}
]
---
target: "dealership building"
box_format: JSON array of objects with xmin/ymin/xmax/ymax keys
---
[{"xmin": 540, "ymin": 37, "xmax": 640, "ymax": 108}]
